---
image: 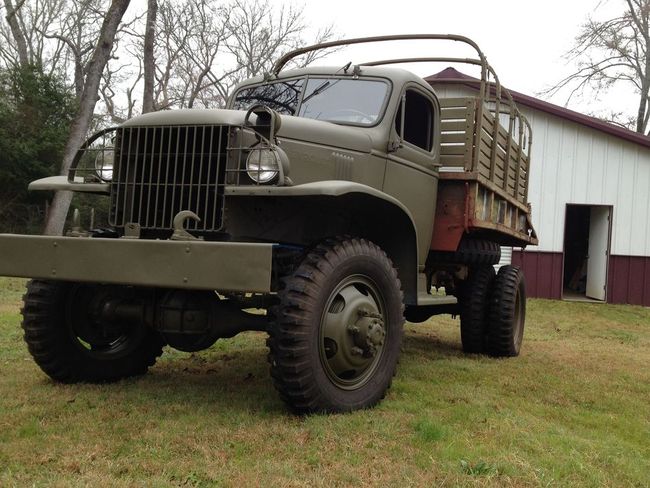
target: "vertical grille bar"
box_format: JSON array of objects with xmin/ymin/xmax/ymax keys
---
[
  {"xmin": 137, "ymin": 128, "xmax": 149, "ymax": 223},
  {"xmin": 196, "ymin": 126, "xmax": 206, "ymax": 231},
  {"xmin": 161, "ymin": 126, "xmax": 173, "ymax": 228},
  {"xmin": 204, "ymin": 125, "xmax": 215, "ymax": 228},
  {"xmin": 170, "ymin": 126, "xmax": 181, "ymax": 228},
  {"xmin": 152, "ymin": 126, "xmax": 165, "ymax": 227},
  {"xmin": 128, "ymin": 127, "xmax": 142, "ymax": 225},
  {"xmin": 187, "ymin": 127, "xmax": 197, "ymax": 230},
  {"xmin": 213, "ymin": 126, "xmax": 224, "ymax": 228},
  {"xmin": 144, "ymin": 127, "xmax": 157, "ymax": 228},
  {"xmin": 179, "ymin": 126, "xmax": 189, "ymax": 221}
]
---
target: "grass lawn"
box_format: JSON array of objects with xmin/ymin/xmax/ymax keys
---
[{"xmin": 0, "ymin": 276, "xmax": 649, "ymax": 487}]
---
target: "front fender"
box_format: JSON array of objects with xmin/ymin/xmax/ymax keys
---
[{"xmin": 226, "ymin": 181, "xmax": 420, "ymax": 304}]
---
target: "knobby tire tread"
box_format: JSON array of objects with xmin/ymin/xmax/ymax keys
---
[
  {"xmin": 459, "ymin": 265, "xmax": 496, "ymax": 354},
  {"xmin": 267, "ymin": 237, "xmax": 404, "ymax": 414},
  {"xmin": 21, "ymin": 280, "xmax": 164, "ymax": 383},
  {"xmin": 486, "ymin": 266, "xmax": 526, "ymax": 357}
]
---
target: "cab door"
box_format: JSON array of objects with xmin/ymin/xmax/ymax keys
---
[{"xmin": 383, "ymin": 86, "xmax": 440, "ymax": 266}]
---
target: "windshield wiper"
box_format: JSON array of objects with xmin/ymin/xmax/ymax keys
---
[
  {"xmin": 302, "ymin": 80, "xmax": 332, "ymax": 104},
  {"xmin": 301, "ymin": 62, "xmax": 351, "ymax": 104}
]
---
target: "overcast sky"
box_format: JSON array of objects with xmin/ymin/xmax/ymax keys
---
[{"xmin": 300, "ymin": 0, "xmax": 634, "ymax": 118}]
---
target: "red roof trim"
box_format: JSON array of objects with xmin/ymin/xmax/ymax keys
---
[{"xmin": 426, "ymin": 67, "xmax": 650, "ymax": 149}]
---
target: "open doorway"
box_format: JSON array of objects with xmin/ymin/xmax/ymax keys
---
[{"xmin": 562, "ymin": 204, "xmax": 612, "ymax": 301}]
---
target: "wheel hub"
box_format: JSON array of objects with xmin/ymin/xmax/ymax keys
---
[
  {"xmin": 347, "ymin": 309, "xmax": 385, "ymax": 358},
  {"xmin": 320, "ymin": 276, "xmax": 387, "ymax": 389}
]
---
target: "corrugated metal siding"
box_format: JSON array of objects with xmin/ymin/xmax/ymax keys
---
[
  {"xmin": 511, "ymin": 250, "xmax": 563, "ymax": 299},
  {"xmin": 433, "ymin": 83, "xmax": 650, "ymax": 257},
  {"xmin": 524, "ymin": 111, "xmax": 650, "ymax": 256},
  {"xmin": 509, "ymin": 251, "xmax": 650, "ymax": 305},
  {"xmin": 495, "ymin": 246, "xmax": 512, "ymax": 270},
  {"xmin": 608, "ymin": 255, "xmax": 650, "ymax": 306}
]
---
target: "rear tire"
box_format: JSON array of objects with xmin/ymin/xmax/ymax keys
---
[
  {"xmin": 21, "ymin": 280, "xmax": 164, "ymax": 383},
  {"xmin": 268, "ymin": 237, "xmax": 404, "ymax": 414},
  {"xmin": 459, "ymin": 265, "xmax": 495, "ymax": 353},
  {"xmin": 486, "ymin": 266, "xmax": 526, "ymax": 357},
  {"xmin": 428, "ymin": 239, "xmax": 501, "ymax": 265}
]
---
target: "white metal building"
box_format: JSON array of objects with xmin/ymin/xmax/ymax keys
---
[{"xmin": 428, "ymin": 68, "xmax": 650, "ymax": 306}]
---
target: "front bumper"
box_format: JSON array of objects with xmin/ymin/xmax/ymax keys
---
[{"xmin": 0, "ymin": 235, "xmax": 274, "ymax": 292}]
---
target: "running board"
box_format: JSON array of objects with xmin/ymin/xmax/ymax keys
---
[{"xmin": 416, "ymin": 272, "xmax": 458, "ymax": 306}]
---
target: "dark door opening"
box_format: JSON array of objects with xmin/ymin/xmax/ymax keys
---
[{"xmin": 562, "ymin": 204, "xmax": 612, "ymax": 301}]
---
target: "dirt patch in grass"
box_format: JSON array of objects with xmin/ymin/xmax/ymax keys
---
[{"xmin": 0, "ymin": 288, "xmax": 648, "ymax": 487}]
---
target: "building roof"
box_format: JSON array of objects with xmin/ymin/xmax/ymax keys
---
[{"xmin": 425, "ymin": 67, "xmax": 650, "ymax": 149}]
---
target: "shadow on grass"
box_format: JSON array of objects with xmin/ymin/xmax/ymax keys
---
[
  {"xmin": 403, "ymin": 328, "xmax": 465, "ymax": 359},
  {"xmin": 23, "ymin": 344, "xmax": 286, "ymax": 418},
  {"xmin": 25, "ymin": 329, "xmax": 467, "ymax": 418}
]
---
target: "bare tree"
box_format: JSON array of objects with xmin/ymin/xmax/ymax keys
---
[
  {"xmin": 101, "ymin": 55, "xmax": 143, "ymax": 124},
  {"xmin": 141, "ymin": 0, "xmax": 156, "ymax": 113},
  {"xmin": 39, "ymin": 1, "xmax": 112, "ymax": 99},
  {"xmin": 2, "ymin": 0, "xmax": 29, "ymax": 66},
  {"xmin": 146, "ymin": 0, "xmax": 232, "ymax": 110},
  {"xmin": 546, "ymin": 0, "xmax": 650, "ymax": 134},
  {"xmin": 225, "ymin": 0, "xmax": 336, "ymax": 83},
  {"xmin": 141, "ymin": 0, "xmax": 336, "ymax": 111},
  {"xmin": 1, "ymin": 0, "xmax": 67, "ymax": 72},
  {"xmin": 44, "ymin": 0, "xmax": 131, "ymax": 235}
]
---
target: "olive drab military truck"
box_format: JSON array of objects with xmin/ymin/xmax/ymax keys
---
[{"xmin": 0, "ymin": 35, "xmax": 537, "ymax": 413}]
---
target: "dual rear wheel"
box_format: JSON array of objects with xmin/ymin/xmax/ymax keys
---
[{"xmin": 459, "ymin": 264, "xmax": 526, "ymax": 357}]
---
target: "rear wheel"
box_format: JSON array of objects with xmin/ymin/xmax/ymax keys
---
[
  {"xmin": 21, "ymin": 280, "xmax": 164, "ymax": 383},
  {"xmin": 428, "ymin": 238, "xmax": 501, "ymax": 265},
  {"xmin": 486, "ymin": 266, "xmax": 526, "ymax": 357},
  {"xmin": 459, "ymin": 265, "xmax": 496, "ymax": 353},
  {"xmin": 268, "ymin": 237, "xmax": 404, "ymax": 413}
]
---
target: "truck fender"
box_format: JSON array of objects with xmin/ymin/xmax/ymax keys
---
[{"xmin": 226, "ymin": 182, "xmax": 419, "ymax": 305}]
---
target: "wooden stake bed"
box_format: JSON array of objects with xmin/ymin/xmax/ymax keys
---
[{"xmin": 433, "ymin": 96, "xmax": 538, "ymax": 249}]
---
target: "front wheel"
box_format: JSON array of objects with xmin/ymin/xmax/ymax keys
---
[
  {"xmin": 21, "ymin": 280, "xmax": 164, "ymax": 383},
  {"xmin": 268, "ymin": 237, "xmax": 404, "ymax": 413}
]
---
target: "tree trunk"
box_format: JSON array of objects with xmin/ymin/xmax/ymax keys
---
[
  {"xmin": 142, "ymin": 0, "xmax": 157, "ymax": 114},
  {"xmin": 3, "ymin": 0, "xmax": 29, "ymax": 66},
  {"xmin": 43, "ymin": 0, "xmax": 132, "ymax": 236}
]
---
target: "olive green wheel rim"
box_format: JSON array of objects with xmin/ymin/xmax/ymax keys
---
[{"xmin": 319, "ymin": 274, "xmax": 387, "ymax": 390}]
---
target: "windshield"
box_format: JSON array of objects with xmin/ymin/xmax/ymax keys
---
[
  {"xmin": 299, "ymin": 78, "xmax": 388, "ymax": 125},
  {"xmin": 232, "ymin": 77, "xmax": 389, "ymax": 126}
]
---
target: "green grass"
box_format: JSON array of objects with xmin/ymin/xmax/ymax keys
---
[{"xmin": 1, "ymin": 276, "xmax": 649, "ymax": 486}]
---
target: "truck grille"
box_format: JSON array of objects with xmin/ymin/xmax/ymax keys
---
[{"xmin": 109, "ymin": 125, "xmax": 227, "ymax": 233}]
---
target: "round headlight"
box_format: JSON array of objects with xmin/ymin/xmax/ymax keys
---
[
  {"xmin": 246, "ymin": 148, "xmax": 279, "ymax": 183},
  {"xmin": 95, "ymin": 148, "xmax": 114, "ymax": 181}
]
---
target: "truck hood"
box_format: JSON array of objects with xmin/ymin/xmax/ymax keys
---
[{"xmin": 121, "ymin": 108, "xmax": 374, "ymax": 154}]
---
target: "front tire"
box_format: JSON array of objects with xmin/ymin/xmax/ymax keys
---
[
  {"xmin": 268, "ymin": 237, "xmax": 404, "ymax": 413},
  {"xmin": 21, "ymin": 280, "xmax": 164, "ymax": 383}
]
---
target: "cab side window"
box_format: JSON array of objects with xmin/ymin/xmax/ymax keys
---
[{"xmin": 394, "ymin": 89, "xmax": 434, "ymax": 151}]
